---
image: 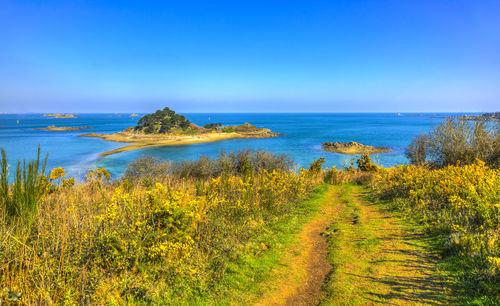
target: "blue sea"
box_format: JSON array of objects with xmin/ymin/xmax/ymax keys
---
[{"xmin": 0, "ymin": 113, "xmax": 458, "ymax": 180}]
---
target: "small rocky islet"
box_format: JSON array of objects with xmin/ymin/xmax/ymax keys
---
[{"xmin": 322, "ymin": 141, "xmax": 391, "ymax": 154}]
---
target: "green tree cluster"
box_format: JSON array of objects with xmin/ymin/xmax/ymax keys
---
[{"xmin": 134, "ymin": 107, "xmax": 191, "ymax": 134}]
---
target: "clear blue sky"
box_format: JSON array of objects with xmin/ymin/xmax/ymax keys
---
[{"xmin": 0, "ymin": 0, "xmax": 499, "ymax": 113}]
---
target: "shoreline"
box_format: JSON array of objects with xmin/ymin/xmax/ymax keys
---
[{"xmin": 79, "ymin": 129, "xmax": 282, "ymax": 156}]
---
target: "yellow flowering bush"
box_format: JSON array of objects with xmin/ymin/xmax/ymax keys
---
[
  {"xmin": 49, "ymin": 167, "xmax": 65, "ymax": 180},
  {"xmin": 86, "ymin": 183, "xmax": 207, "ymax": 275},
  {"xmin": 61, "ymin": 177, "xmax": 75, "ymax": 188},
  {"xmin": 87, "ymin": 168, "xmax": 111, "ymax": 181}
]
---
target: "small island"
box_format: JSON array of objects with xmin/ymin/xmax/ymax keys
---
[
  {"xmin": 43, "ymin": 113, "xmax": 77, "ymax": 119},
  {"xmin": 80, "ymin": 107, "xmax": 282, "ymax": 156},
  {"xmin": 322, "ymin": 141, "xmax": 391, "ymax": 154},
  {"xmin": 35, "ymin": 125, "xmax": 93, "ymax": 131},
  {"xmin": 130, "ymin": 113, "xmax": 139, "ymax": 117}
]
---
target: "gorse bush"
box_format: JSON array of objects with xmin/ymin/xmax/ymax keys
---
[
  {"xmin": 307, "ymin": 157, "xmax": 325, "ymax": 175},
  {"xmin": 0, "ymin": 151, "xmax": 316, "ymax": 304},
  {"xmin": 406, "ymin": 118, "xmax": 499, "ymax": 168},
  {"xmin": 356, "ymin": 154, "xmax": 378, "ymax": 172}
]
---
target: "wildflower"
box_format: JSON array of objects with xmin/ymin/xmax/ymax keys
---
[
  {"xmin": 49, "ymin": 167, "xmax": 65, "ymax": 180},
  {"xmin": 61, "ymin": 177, "xmax": 75, "ymax": 188}
]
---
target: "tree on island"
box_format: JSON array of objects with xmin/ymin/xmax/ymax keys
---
[{"xmin": 134, "ymin": 107, "xmax": 191, "ymax": 134}]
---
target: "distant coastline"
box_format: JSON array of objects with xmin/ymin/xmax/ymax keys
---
[
  {"xmin": 397, "ymin": 112, "xmax": 499, "ymax": 122},
  {"xmin": 43, "ymin": 113, "xmax": 77, "ymax": 119},
  {"xmin": 457, "ymin": 112, "xmax": 499, "ymax": 122}
]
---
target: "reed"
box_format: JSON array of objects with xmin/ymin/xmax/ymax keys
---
[{"xmin": 0, "ymin": 145, "xmax": 47, "ymax": 222}]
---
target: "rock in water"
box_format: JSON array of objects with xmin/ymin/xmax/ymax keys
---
[{"xmin": 322, "ymin": 141, "xmax": 391, "ymax": 154}]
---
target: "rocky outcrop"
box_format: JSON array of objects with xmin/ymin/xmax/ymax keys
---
[{"xmin": 322, "ymin": 141, "xmax": 391, "ymax": 154}]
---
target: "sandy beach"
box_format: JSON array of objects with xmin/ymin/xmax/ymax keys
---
[{"xmin": 79, "ymin": 129, "xmax": 281, "ymax": 156}]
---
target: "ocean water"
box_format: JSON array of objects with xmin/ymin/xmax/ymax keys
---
[{"xmin": 0, "ymin": 113, "xmax": 455, "ymax": 180}]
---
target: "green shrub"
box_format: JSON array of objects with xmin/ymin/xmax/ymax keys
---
[
  {"xmin": 124, "ymin": 155, "xmax": 171, "ymax": 185},
  {"xmin": 204, "ymin": 122, "xmax": 222, "ymax": 129},
  {"xmin": 307, "ymin": 157, "xmax": 325, "ymax": 176},
  {"xmin": 171, "ymin": 149, "xmax": 293, "ymax": 179},
  {"xmin": 406, "ymin": 119, "xmax": 499, "ymax": 168},
  {"xmin": 356, "ymin": 154, "xmax": 378, "ymax": 171}
]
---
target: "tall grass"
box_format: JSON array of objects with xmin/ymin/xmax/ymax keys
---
[{"xmin": 0, "ymin": 145, "xmax": 47, "ymax": 222}]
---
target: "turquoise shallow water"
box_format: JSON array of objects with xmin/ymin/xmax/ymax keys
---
[{"xmin": 0, "ymin": 113, "xmax": 457, "ymax": 180}]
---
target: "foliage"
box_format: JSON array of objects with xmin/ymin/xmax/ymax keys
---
[
  {"xmin": 170, "ymin": 149, "xmax": 293, "ymax": 179},
  {"xmin": 49, "ymin": 167, "xmax": 65, "ymax": 180},
  {"xmin": 221, "ymin": 127, "xmax": 234, "ymax": 133},
  {"xmin": 87, "ymin": 168, "xmax": 111, "ymax": 181},
  {"xmin": 307, "ymin": 157, "xmax": 325, "ymax": 175},
  {"xmin": 356, "ymin": 154, "xmax": 378, "ymax": 171},
  {"xmin": 134, "ymin": 107, "xmax": 191, "ymax": 134},
  {"xmin": 124, "ymin": 155, "xmax": 171, "ymax": 186},
  {"xmin": 61, "ymin": 177, "xmax": 75, "ymax": 188},
  {"xmin": 405, "ymin": 133, "xmax": 430, "ymax": 166},
  {"xmin": 406, "ymin": 118, "xmax": 499, "ymax": 168},
  {"xmin": 204, "ymin": 122, "xmax": 222, "ymax": 129}
]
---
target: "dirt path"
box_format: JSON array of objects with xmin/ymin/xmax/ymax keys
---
[
  {"xmin": 257, "ymin": 185, "xmax": 453, "ymax": 305},
  {"xmin": 256, "ymin": 186, "xmax": 345, "ymax": 305}
]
